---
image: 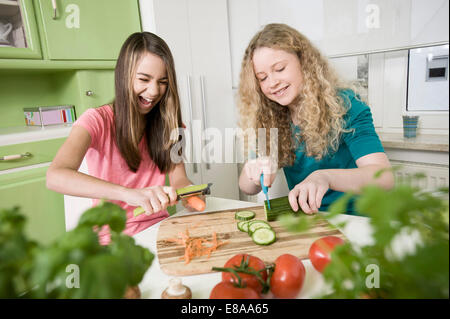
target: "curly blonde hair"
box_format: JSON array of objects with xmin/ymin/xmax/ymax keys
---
[{"xmin": 238, "ymin": 23, "xmax": 352, "ymax": 167}]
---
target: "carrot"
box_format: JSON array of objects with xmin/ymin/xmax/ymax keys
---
[
  {"xmin": 186, "ymin": 196, "xmax": 206, "ymax": 212},
  {"xmin": 166, "ymin": 228, "xmax": 228, "ymax": 264}
]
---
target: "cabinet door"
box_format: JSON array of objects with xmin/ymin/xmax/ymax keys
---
[
  {"xmin": 36, "ymin": 0, "xmax": 141, "ymax": 60},
  {"xmin": 151, "ymin": 0, "xmax": 203, "ymax": 186},
  {"xmin": 188, "ymin": 0, "xmax": 239, "ymax": 200},
  {"xmin": 0, "ymin": 0, "xmax": 42, "ymax": 59},
  {"xmin": 75, "ymin": 70, "xmax": 115, "ymax": 115},
  {"xmin": 0, "ymin": 166, "xmax": 66, "ymax": 245},
  {"xmin": 149, "ymin": 0, "xmax": 239, "ymax": 199}
]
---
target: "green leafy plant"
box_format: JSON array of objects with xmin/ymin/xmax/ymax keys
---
[
  {"xmin": 279, "ymin": 172, "xmax": 449, "ymax": 298},
  {"xmin": 0, "ymin": 207, "xmax": 38, "ymax": 298},
  {"xmin": 0, "ymin": 202, "xmax": 154, "ymax": 298}
]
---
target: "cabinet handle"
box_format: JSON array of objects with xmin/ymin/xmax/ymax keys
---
[
  {"xmin": 51, "ymin": 0, "xmax": 58, "ymax": 20},
  {"xmin": 186, "ymin": 75, "xmax": 197, "ymax": 174},
  {"xmin": 86, "ymin": 90, "xmax": 94, "ymax": 96},
  {"xmin": 0, "ymin": 152, "xmax": 32, "ymax": 161},
  {"xmin": 200, "ymin": 76, "xmax": 210, "ymax": 170}
]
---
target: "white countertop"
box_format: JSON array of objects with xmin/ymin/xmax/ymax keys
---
[
  {"xmin": 378, "ymin": 132, "xmax": 449, "ymax": 152},
  {"xmin": 0, "ymin": 124, "xmax": 72, "ymax": 146},
  {"xmin": 133, "ymin": 196, "xmax": 374, "ymax": 299}
]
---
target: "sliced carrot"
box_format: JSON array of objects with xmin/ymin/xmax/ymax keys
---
[{"xmin": 166, "ymin": 228, "xmax": 227, "ymax": 264}]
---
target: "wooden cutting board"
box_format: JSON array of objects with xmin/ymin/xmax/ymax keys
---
[{"xmin": 156, "ymin": 205, "xmax": 346, "ymax": 276}]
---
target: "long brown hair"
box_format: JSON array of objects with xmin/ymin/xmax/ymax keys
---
[
  {"xmin": 238, "ymin": 23, "xmax": 350, "ymax": 167},
  {"xmin": 113, "ymin": 32, "xmax": 182, "ymax": 173}
]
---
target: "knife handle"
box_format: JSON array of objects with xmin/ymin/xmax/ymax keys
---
[{"xmin": 260, "ymin": 174, "xmax": 269, "ymax": 193}]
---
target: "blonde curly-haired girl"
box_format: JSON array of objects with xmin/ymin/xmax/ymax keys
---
[{"xmin": 238, "ymin": 23, "xmax": 394, "ymax": 215}]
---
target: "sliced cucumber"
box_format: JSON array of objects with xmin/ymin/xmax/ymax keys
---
[
  {"xmin": 251, "ymin": 228, "xmax": 276, "ymax": 245},
  {"xmin": 237, "ymin": 220, "xmax": 250, "ymax": 232},
  {"xmin": 248, "ymin": 220, "xmax": 272, "ymax": 235},
  {"xmin": 248, "ymin": 219, "xmax": 270, "ymax": 226},
  {"xmin": 235, "ymin": 210, "xmax": 256, "ymax": 221}
]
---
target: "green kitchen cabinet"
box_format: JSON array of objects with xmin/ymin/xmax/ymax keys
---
[
  {"xmin": 75, "ymin": 70, "xmax": 115, "ymax": 114},
  {"xmin": 0, "ymin": 0, "xmax": 142, "ymax": 244},
  {"xmin": 0, "ymin": 166, "xmax": 66, "ymax": 245},
  {"xmin": 0, "ymin": 137, "xmax": 66, "ymax": 171},
  {"xmin": 36, "ymin": 0, "xmax": 141, "ymax": 60},
  {"xmin": 0, "ymin": 0, "xmax": 42, "ymax": 59},
  {"xmin": 0, "ymin": 68, "xmax": 116, "ymax": 128}
]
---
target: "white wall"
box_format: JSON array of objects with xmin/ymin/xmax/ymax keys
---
[{"xmin": 228, "ymin": 0, "xmax": 449, "ymax": 85}]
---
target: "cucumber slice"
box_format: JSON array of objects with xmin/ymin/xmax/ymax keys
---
[
  {"xmin": 248, "ymin": 220, "xmax": 272, "ymax": 235},
  {"xmin": 235, "ymin": 210, "xmax": 256, "ymax": 221},
  {"xmin": 248, "ymin": 219, "xmax": 270, "ymax": 226},
  {"xmin": 237, "ymin": 220, "xmax": 249, "ymax": 232},
  {"xmin": 251, "ymin": 228, "xmax": 276, "ymax": 245}
]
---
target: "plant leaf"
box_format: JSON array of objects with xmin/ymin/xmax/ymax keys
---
[{"xmin": 77, "ymin": 201, "xmax": 127, "ymax": 233}]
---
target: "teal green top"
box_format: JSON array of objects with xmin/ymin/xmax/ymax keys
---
[{"xmin": 282, "ymin": 89, "xmax": 385, "ymax": 215}]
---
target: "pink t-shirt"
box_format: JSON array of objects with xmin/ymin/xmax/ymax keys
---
[{"xmin": 73, "ymin": 105, "xmax": 169, "ymax": 245}]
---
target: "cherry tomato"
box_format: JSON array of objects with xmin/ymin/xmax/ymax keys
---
[
  {"xmin": 309, "ymin": 236, "xmax": 345, "ymax": 273},
  {"xmin": 270, "ymin": 254, "xmax": 305, "ymax": 299},
  {"xmin": 209, "ymin": 281, "xmax": 261, "ymax": 299},
  {"xmin": 222, "ymin": 254, "xmax": 267, "ymax": 295}
]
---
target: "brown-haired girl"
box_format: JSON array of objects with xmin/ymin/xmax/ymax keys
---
[
  {"xmin": 47, "ymin": 32, "xmax": 195, "ymax": 244},
  {"xmin": 238, "ymin": 23, "xmax": 394, "ymax": 215}
]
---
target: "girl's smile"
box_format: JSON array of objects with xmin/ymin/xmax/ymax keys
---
[
  {"xmin": 138, "ymin": 95, "xmax": 154, "ymax": 108},
  {"xmin": 272, "ymin": 85, "xmax": 290, "ymax": 97}
]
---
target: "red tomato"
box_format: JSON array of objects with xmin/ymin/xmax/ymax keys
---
[
  {"xmin": 222, "ymin": 254, "xmax": 267, "ymax": 294},
  {"xmin": 270, "ymin": 254, "xmax": 305, "ymax": 299},
  {"xmin": 209, "ymin": 281, "xmax": 261, "ymax": 299},
  {"xmin": 309, "ymin": 236, "xmax": 345, "ymax": 273}
]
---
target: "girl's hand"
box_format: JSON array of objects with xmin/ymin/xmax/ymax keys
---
[
  {"xmin": 126, "ymin": 185, "xmax": 178, "ymax": 215},
  {"xmin": 243, "ymin": 156, "xmax": 278, "ymax": 188},
  {"xmin": 288, "ymin": 170, "xmax": 330, "ymax": 214}
]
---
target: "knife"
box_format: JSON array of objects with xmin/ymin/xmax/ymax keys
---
[
  {"xmin": 133, "ymin": 183, "xmax": 213, "ymax": 217},
  {"xmin": 260, "ymin": 173, "xmax": 271, "ymax": 210}
]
